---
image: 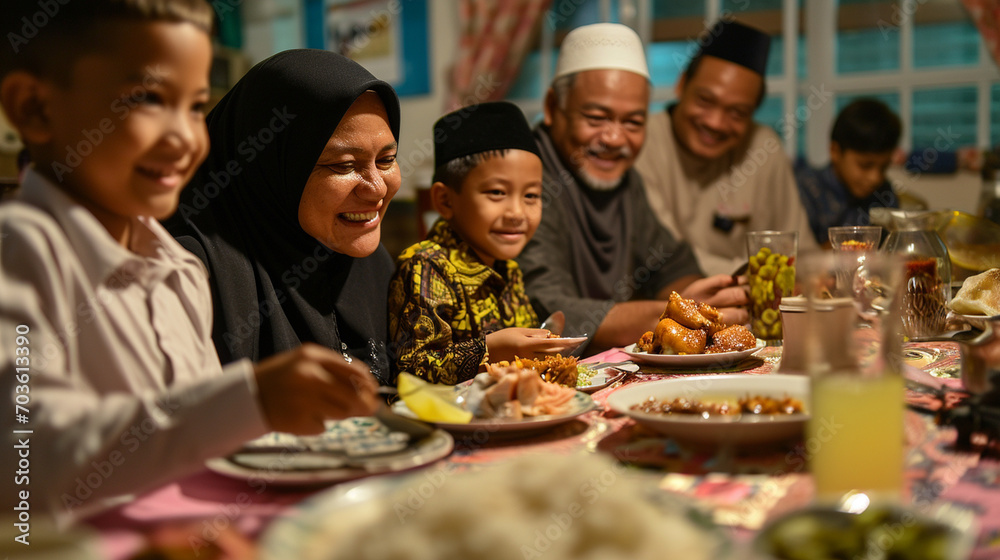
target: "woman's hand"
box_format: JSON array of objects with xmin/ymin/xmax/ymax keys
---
[
  {"xmin": 253, "ymin": 343, "xmax": 379, "ymax": 434},
  {"xmin": 485, "ymin": 328, "xmax": 583, "ymax": 362},
  {"xmin": 680, "ymin": 274, "xmax": 750, "ymax": 325}
]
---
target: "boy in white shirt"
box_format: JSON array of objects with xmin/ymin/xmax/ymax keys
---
[{"xmin": 0, "ymin": 0, "xmax": 377, "ymax": 521}]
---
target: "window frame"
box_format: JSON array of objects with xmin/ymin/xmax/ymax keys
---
[{"xmin": 514, "ymin": 0, "xmax": 1000, "ymax": 164}]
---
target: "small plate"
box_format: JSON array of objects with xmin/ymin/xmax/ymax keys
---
[
  {"xmin": 622, "ymin": 339, "xmax": 765, "ymax": 368},
  {"xmin": 952, "ymin": 313, "xmax": 991, "ymax": 331},
  {"xmin": 606, "ymin": 374, "xmax": 809, "ymax": 446},
  {"xmin": 753, "ymin": 503, "xmax": 976, "ymax": 560},
  {"xmin": 205, "ymin": 417, "xmax": 453, "ymax": 486},
  {"xmin": 391, "ymin": 391, "xmax": 597, "ymax": 434},
  {"xmin": 537, "ymin": 335, "xmax": 589, "ymax": 357},
  {"xmin": 576, "ymin": 364, "xmax": 638, "ymax": 393}
]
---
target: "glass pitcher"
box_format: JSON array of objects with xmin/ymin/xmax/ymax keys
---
[{"xmin": 877, "ymin": 209, "xmax": 951, "ymax": 339}]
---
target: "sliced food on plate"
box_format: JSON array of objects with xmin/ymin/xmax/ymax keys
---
[{"xmin": 464, "ymin": 361, "xmax": 579, "ymax": 420}]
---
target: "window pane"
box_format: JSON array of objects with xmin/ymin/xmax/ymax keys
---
[
  {"xmin": 913, "ymin": 20, "xmax": 980, "ymax": 69},
  {"xmin": 755, "ymin": 94, "xmax": 786, "ymax": 139},
  {"xmin": 992, "ymin": 84, "xmax": 1000, "ymax": 148},
  {"xmin": 837, "ymin": 0, "xmax": 900, "ymax": 73},
  {"xmin": 653, "ymin": 0, "xmax": 703, "ymax": 18},
  {"xmin": 723, "ymin": 0, "xmax": 782, "ymax": 11},
  {"xmin": 549, "ymin": 0, "xmax": 606, "ymax": 32},
  {"xmin": 911, "ymin": 87, "xmax": 977, "ymax": 150},
  {"xmin": 835, "ymin": 92, "xmax": 901, "ymax": 115},
  {"xmin": 837, "ymin": 27, "xmax": 899, "ymax": 73},
  {"xmin": 648, "ymin": 41, "xmax": 693, "ymax": 88}
]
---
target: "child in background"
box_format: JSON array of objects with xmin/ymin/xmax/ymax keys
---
[
  {"xmin": 796, "ymin": 98, "xmax": 902, "ymax": 247},
  {"xmin": 388, "ymin": 102, "xmax": 579, "ymax": 384},
  {"xmin": 0, "ymin": 0, "xmax": 376, "ymax": 520}
]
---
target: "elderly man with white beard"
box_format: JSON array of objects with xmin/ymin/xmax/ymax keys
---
[{"xmin": 517, "ymin": 23, "xmax": 749, "ymax": 354}]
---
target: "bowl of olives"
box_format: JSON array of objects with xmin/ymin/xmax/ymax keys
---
[{"xmin": 752, "ymin": 503, "xmax": 976, "ymax": 560}]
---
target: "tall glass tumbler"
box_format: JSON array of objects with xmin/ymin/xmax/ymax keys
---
[
  {"xmin": 802, "ymin": 251, "xmax": 906, "ymax": 505},
  {"xmin": 746, "ymin": 231, "xmax": 798, "ymax": 343}
]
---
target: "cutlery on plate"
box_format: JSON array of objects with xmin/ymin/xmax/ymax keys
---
[{"xmin": 584, "ymin": 361, "xmax": 638, "ymax": 371}]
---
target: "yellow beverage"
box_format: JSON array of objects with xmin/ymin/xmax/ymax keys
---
[{"xmin": 807, "ymin": 372, "xmax": 904, "ymax": 502}]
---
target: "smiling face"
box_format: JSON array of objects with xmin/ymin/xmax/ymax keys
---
[
  {"xmin": 435, "ymin": 149, "xmax": 543, "ymax": 268},
  {"xmin": 671, "ymin": 55, "xmax": 763, "ymax": 161},
  {"xmin": 544, "ymin": 69, "xmax": 649, "ymax": 190},
  {"xmin": 830, "ymin": 143, "xmax": 893, "ymax": 200},
  {"xmin": 37, "ymin": 21, "xmax": 211, "ymax": 241},
  {"xmin": 298, "ymin": 92, "xmax": 400, "ymax": 258}
]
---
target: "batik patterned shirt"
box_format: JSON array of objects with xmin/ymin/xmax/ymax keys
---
[{"xmin": 388, "ymin": 219, "xmax": 538, "ymax": 384}]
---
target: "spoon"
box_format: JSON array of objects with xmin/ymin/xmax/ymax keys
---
[{"xmin": 540, "ymin": 310, "xmax": 566, "ymax": 336}]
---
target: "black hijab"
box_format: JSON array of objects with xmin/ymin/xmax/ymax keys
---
[{"xmin": 165, "ymin": 49, "xmax": 401, "ymax": 384}]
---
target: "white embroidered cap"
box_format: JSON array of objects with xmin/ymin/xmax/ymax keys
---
[{"xmin": 553, "ymin": 23, "xmax": 650, "ymax": 80}]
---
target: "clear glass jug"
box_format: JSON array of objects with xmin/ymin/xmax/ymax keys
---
[{"xmin": 878, "ymin": 209, "xmax": 951, "ymax": 339}]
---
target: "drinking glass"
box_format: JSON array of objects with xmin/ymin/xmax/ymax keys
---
[
  {"xmin": 746, "ymin": 231, "xmax": 798, "ymax": 343},
  {"xmin": 828, "ymin": 225, "xmax": 882, "ymax": 253},
  {"xmin": 801, "ymin": 251, "xmax": 905, "ymax": 505}
]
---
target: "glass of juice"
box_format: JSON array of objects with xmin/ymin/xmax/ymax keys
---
[
  {"xmin": 801, "ymin": 251, "xmax": 906, "ymax": 504},
  {"xmin": 746, "ymin": 231, "xmax": 798, "ymax": 343}
]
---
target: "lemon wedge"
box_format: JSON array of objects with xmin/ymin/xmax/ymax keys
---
[{"xmin": 397, "ymin": 373, "xmax": 472, "ymax": 424}]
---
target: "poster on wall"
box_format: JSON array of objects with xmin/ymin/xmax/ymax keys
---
[{"xmin": 308, "ymin": 0, "xmax": 430, "ymax": 96}]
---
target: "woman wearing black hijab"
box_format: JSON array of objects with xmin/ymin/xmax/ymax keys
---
[{"xmin": 167, "ymin": 49, "xmax": 401, "ymax": 385}]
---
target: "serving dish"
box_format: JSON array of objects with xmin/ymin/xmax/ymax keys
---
[
  {"xmin": 606, "ymin": 374, "xmax": 809, "ymax": 446},
  {"xmin": 259, "ymin": 457, "xmax": 729, "ymax": 560},
  {"xmin": 622, "ymin": 339, "xmax": 765, "ymax": 368},
  {"xmin": 752, "ymin": 502, "xmax": 976, "ymax": 560}
]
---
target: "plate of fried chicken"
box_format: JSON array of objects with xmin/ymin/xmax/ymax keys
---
[{"xmin": 623, "ymin": 292, "xmax": 763, "ymax": 367}]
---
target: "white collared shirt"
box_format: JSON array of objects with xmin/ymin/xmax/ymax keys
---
[{"xmin": 0, "ymin": 168, "xmax": 269, "ymax": 521}]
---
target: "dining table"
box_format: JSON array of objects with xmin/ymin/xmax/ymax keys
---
[{"xmin": 82, "ymin": 341, "xmax": 1000, "ymax": 560}]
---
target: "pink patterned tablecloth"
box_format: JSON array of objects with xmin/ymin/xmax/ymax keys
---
[{"xmin": 86, "ymin": 342, "xmax": 1000, "ymax": 559}]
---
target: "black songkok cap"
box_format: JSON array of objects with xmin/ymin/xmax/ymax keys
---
[
  {"xmin": 433, "ymin": 101, "xmax": 541, "ymax": 169},
  {"xmin": 696, "ymin": 20, "xmax": 771, "ymax": 76}
]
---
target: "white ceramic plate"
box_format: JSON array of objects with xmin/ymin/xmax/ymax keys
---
[
  {"xmin": 391, "ymin": 391, "xmax": 596, "ymax": 434},
  {"xmin": 622, "ymin": 339, "xmax": 765, "ymax": 368},
  {"xmin": 537, "ymin": 335, "xmax": 589, "ymax": 357},
  {"xmin": 953, "ymin": 313, "xmax": 992, "ymax": 331},
  {"xmin": 576, "ymin": 364, "xmax": 638, "ymax": 393},
  {"xmin": 259, "ymin": 470, "xmax": 729, "ymax": 560},
  {"xmin": 205, "ymin": 418, "xmax": 453, "ymax": 486},
  {"xmin": 606, "ymin": 374, "xmax": 809, "ymax": 446}
]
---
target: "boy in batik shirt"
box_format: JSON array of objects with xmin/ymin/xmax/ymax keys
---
[{"xmin": 388, "ymin": 102, "xmax": 579, "ymax": 384}]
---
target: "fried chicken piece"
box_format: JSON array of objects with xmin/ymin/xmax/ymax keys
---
[
  {"xmin": 654, "ymin": 318, "xmax": 707, "ymax": 355},
  {"xmin": 705, "ymin": 321, "xmax": 727, "ymax": 337},
  {"xmin": 664, "ymin": 291, "xmax": 712, "ymax": 329},
  {"xmin": 697, "ymin": 302, "xmax": 721, "ymax": 323},
  {"xmin": 636, "ymin": 331, "xmax": 656, "ymax": 353},
  {"xmin": 705, "ymin": 324, "xmax": 756, "ymax": 353}
]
